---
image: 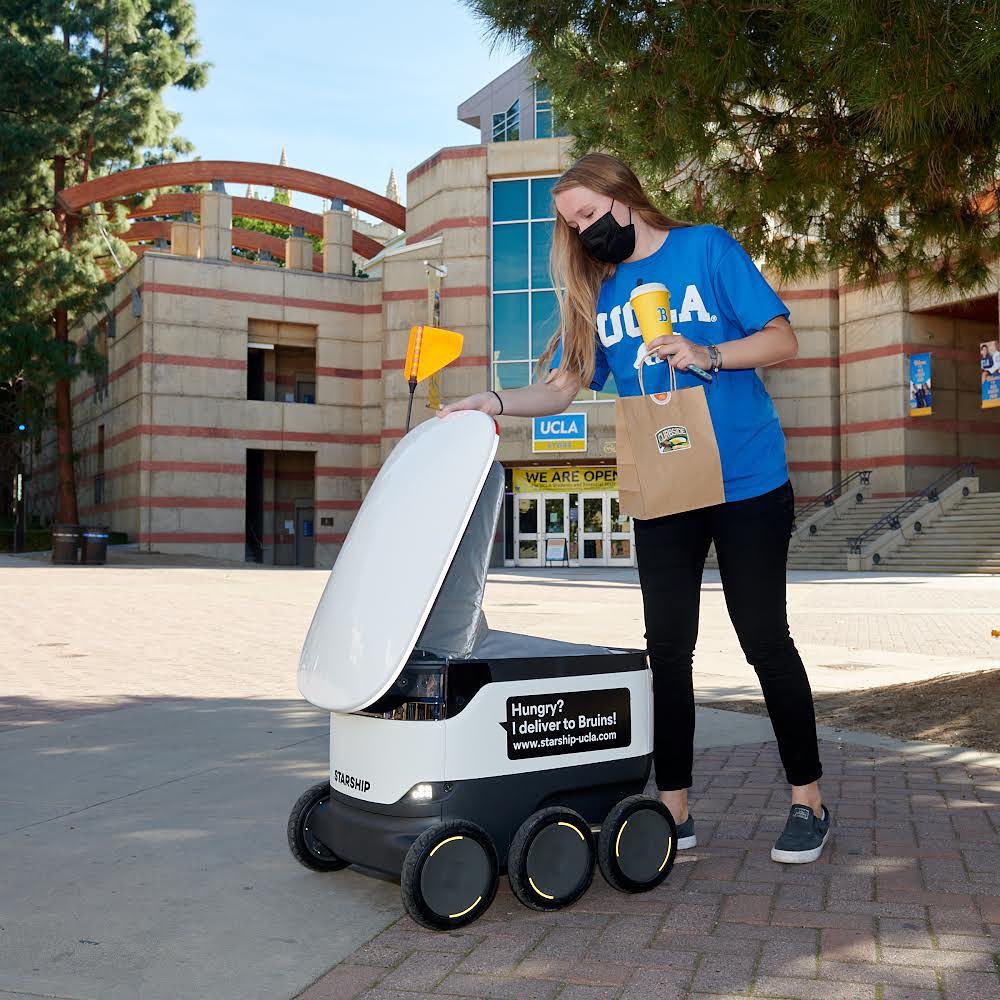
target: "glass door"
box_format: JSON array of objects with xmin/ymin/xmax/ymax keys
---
[
  {"xmin": 516, "ymin": 492, "xmax": 633, "ymax": 568},
  {"xmin": 515, "ymin": 494, "xmax": 541, "ymax": 566},
  {"xmin": 568, "ymin": 494, "xmax": 580, "ymax": 562},
  {"xmin": 541, "ymin": 494, "xmax": 569, "ymax": 565},
  {"xmin": 580, "ymin": 494, "xmax": 606, "ymax": 565},
  {"xmin": 608, "ymin": 495, "xmax": 634, "ymax": 566}
]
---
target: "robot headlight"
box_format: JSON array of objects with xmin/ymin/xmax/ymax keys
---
[{"xmin": 405, "ymin": 782, "xmax": 452, "ymax": 802}]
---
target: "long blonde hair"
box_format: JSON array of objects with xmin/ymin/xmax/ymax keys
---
[{"xmin": 539, "ymin": 153, "xmax": 689, "ymax": 387}]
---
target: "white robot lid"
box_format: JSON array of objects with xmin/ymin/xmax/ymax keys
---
[{"xmin": 297, "ymin": 410, "xmax": 500, "ymax": 713}]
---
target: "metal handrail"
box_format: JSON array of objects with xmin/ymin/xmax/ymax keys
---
[
  {"xmin": 846, "ymin": 462, "xmax": 975, "ymax": 554},
  {"xmin": 793, "ymin": 470, "xmax": 872, "ymax": 534}
]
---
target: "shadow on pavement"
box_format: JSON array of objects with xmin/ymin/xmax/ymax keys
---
[{"xmin": 0, "ymin": 695, "xmax": 401, "ymax": 1000}]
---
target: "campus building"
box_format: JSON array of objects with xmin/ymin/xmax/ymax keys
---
[{"xmin": 30, "ymin": 57, "xmax": 1000, "ymax": 568}]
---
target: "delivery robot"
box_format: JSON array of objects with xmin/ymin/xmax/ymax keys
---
[{"xmin": 288, "ymin": 411, "xmax": 677, "ymax": 929}]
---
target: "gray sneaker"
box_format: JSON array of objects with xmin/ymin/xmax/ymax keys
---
[
  {"xmin": 675, "ymin": 814, "xmax": 696, "ymax": 850},
  {"xmin": 771, "ymin": 804, "xmax": 831, "ymax": 864}
]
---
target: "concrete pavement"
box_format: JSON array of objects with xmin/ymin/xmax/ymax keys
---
[
  {"xmin": 2, "ymin": 557, "xmax": 999, "ymax": 998},
  {"xmin": 0, "ymin": 697, "xmax": 399, "ymax": 1000}
]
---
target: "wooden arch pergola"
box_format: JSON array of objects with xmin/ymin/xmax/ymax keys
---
[
  {"xmin": 123, "ymin": 219, "xmax": 329, "ymax": 272},
  {"xmin": 123, "ymin": 194, "xmax": 384, "ymax": 262},
  {"xmin": 58, "ymin": 160, "xmax": 404, "ymax": 261}
]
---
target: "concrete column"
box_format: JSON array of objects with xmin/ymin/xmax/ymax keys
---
[
  {"xmin": 170, "ymin": 217, "xmax": 200, "ymax": 257},
  {"xmin": 200, "ymin": 183, "xmax": 232, "ymax": 261},
  {"xmin": 323, "ymin": 200, "xmax": 353, "ymax": 275},
  {"xmin": 285, "ymin": 225, "xmax": 313, "ymax": 271},
  {"xmin": 264, "ymin": 348, "xmax": 276, "ymax": 402},
  {"xmin": 767, "ymin": 269, "xmax": 841, "ymax": 500},
  {"xmin": 839, "ymin": 275, "xmax": 910, "ymax": 496}
]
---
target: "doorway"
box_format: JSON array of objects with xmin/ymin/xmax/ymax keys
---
[
  {"xmin": 295, "ymin": 503, "xmax": 315, "ymax": 567},
  {"xmin": 245, "ymin": 449, "xmax": 315, "ymax": 566},
  {"xmin": 580, "ymin": 494, "xmax": 633, "ymax": 566},
  {"xmin": 512, "ymin": 491, "xmax": 633, "ymax": 567},
  {"xmin": 514, "ymin": 493, "xmax": 569, "ymax": 567}
]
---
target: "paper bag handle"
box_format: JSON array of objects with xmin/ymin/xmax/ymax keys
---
[{"xmin": 637, "ymin": 345, "xmax": 677, "ymax": 406}]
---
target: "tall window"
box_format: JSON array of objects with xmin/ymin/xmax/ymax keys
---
[
  {"xmin": 490, "ymin": 177, "xmax": 615, "ymax": 402},
  {"xmin": 490, "ymin": 177, "xmax": 617, "ymax": 401},
  {"xmin": 492, "ymin": 99, "xmax": 520, "ymax": 143},
  {"xmin": 491, "ymin": 177, "xmax": 556, "ymax": 390},
  {"xmin": 534, "ymin": 82, "xmax": 568, "ymax": 139}
]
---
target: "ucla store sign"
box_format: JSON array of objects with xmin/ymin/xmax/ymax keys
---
[{"xmin": 532, "ymin": 413, "xmax": 587, "ymax": 453}]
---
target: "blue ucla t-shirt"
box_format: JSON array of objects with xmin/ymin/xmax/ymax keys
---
[{"xmin": 554, "ymin": 225, "xmax": 790, "ymax": 504}]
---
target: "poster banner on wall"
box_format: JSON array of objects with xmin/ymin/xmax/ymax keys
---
[
  {"xmin": 512, "ymin": 466, "xmax": 617, "ymax": 493},
  {"xmin": 982, "ymin": 340, "xmax": 1000, "ymax": 409},
  {"xmin": 909, "ymin": 352, "xmax": 932, "ymax": 416}
]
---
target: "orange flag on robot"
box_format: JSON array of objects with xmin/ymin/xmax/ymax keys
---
[
  {"xmin": 404, "ymin": 325, "xmax": 464, "ymax": 430},
  {"xmin": 405, "ymin": 325, "xmax": 464, "ymax": 384}
]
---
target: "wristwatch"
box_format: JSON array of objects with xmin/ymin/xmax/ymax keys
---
[{"xmin": 707, "ymin": 344, "xmax": 722, "ymax": 373}]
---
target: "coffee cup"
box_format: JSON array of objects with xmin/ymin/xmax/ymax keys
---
[
  {"xmin": 629, "ymin": 281, "xmax": 672, "ymax": 346},
  {"xmin": 629, "ymin": 280, "xmax": 712, "ymax": 383}
]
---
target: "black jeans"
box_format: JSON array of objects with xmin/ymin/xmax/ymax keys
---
[{"xmin": 633, "ymin": 481, "xmax": 823, "ymax": 791}]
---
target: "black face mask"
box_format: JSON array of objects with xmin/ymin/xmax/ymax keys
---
[{"xmin": 578, "ymin": 198, "xmax": 635, "ymax": 264}]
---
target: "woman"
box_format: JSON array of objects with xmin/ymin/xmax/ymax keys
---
[{"xmin": 440, "ymin": 152, "xmax": 829, "ymax": 864}]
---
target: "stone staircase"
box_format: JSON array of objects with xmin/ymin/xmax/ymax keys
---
[
  {"xmin": 787, "ymin": 498, "xmax": 911, "ymax": 571},
  {"xmin": 870, "ymin": 491, "xmax": 1000, "ymax": 574},
  {"xmin": 704, "ymin": 497, "xmax": 906, "ymax": 572}
]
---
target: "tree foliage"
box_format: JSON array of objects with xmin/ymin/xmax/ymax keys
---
[
  {"xmin": 0, "ymin": 0, "xmax": 207, "ymax": 519},
  {"xmin": 464, "ymin": 0, "xmax": 1000, "ymax": 291}
]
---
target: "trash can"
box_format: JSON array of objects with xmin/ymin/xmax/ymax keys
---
[
  {"xmin": 52, "ymin": 524, "xmax": 81, "ymax": 564},
  {"xmin": 81, "ymin": 525, "xmax": 109, "ymax": 565}
]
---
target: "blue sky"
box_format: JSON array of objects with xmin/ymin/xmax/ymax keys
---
[{"xmin": 166, "ymin": 1, "xmax": 526, "ymax": 218}]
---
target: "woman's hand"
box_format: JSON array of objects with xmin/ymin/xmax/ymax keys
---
[
  {"xmin": 437, "ymin": 392, "xmax": 501, "ymax": 418},
  {"xmin": 644, "ymin": 335, "xmax": 712, "ymax": 373}
]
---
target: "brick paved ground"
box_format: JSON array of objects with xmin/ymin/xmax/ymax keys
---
[{"xmin": 298, "ymin": 741, "xmax": 1000, "ymax": 1000}]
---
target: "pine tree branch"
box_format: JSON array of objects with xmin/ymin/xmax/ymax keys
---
[
  {"xmin": 80, "ymin": 21, "xmax": 114, "ymax": 112},
  {"xmin": 97, "ymin": 22, "xmax": 110, "ymax": 104}
]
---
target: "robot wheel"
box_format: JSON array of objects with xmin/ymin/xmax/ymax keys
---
[
  {"xmin": 598, "ymin": 795, "xmax": 677, "ymax": 893},
  {"xmin": 401, "ymin": 820, "xmax": 499, "ymax": 930},
  {"xmin": 287, "ymin": 781, "xmax": 350, "ymax": 872},
  {"xmin": 507, "ymin": 807, "xmax": 596, "ymax": 911}
]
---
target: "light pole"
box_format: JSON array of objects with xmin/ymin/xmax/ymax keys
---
[{"xmin": 13, "ymin": 422, "xmax": 26, "ymax": 553}]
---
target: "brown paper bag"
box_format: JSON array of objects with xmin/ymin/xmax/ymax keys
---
[{"xmin": 615, "ymin": 356, "xmax": 725, "ymax": 520}]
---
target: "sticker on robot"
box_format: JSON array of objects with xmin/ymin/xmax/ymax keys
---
[
  {"xmin": 654, "ymin": 424, "xmax": 691, "ymax": 454},
  {"xmin": 501, "ymin": 689, "xmax": 631, "ymax": 760}
]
